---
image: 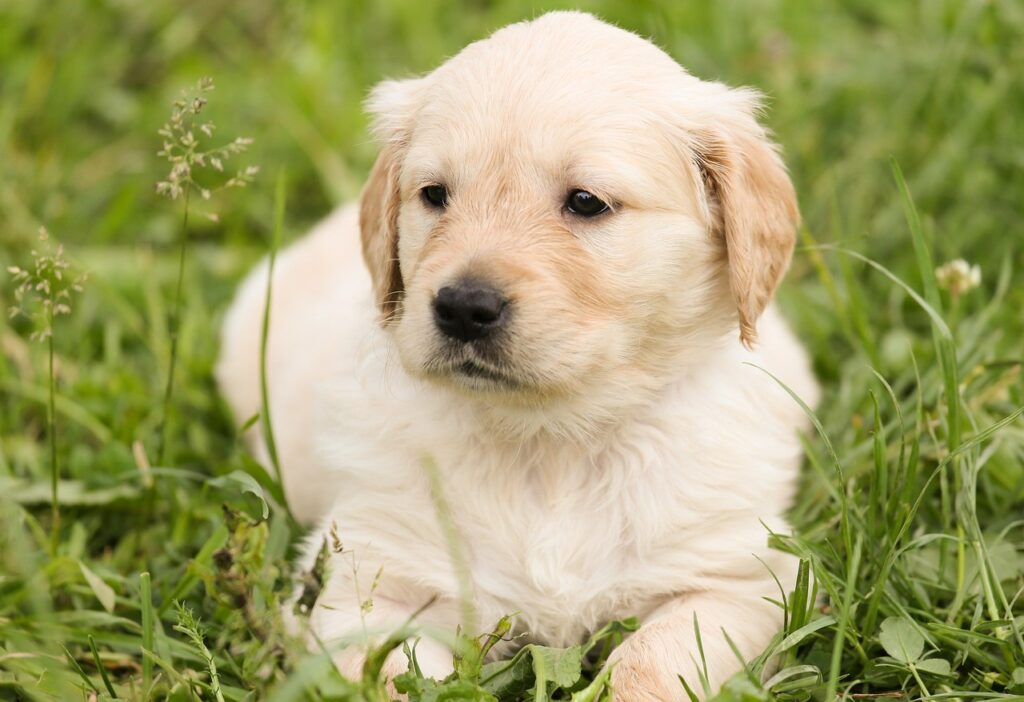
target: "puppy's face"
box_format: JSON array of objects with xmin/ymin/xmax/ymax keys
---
[
  {"xmin": 360, "ymin": 13, "xmax": 798, "ymax": 408},
  {"xmin": 390, "ymin": 98, "xmax": 720, "ymax": 403}
]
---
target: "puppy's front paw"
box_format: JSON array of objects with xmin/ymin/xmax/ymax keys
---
[{"xmin": 608, "ymin": 627, "xmax": 692, "ymax": 702}]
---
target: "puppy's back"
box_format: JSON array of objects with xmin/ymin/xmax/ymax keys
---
[{"xmin": 216, "ymin": 204, "xmax": 367, "ymax": 519}]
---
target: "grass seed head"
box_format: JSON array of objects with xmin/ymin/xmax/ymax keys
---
[
  {"xmin": 7, "ymin": 227, "xmax": 86, "ymax": 342},
  {"xmin": 155, "ymin": 77, "xmax": 258, "ymax": 216}
]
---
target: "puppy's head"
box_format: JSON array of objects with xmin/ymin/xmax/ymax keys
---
[{"xmin": 360, "ymin": 12, "xmax": 798, "ymax": 410}]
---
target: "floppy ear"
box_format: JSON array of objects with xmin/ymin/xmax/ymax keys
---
[
  {"xmin": 359, "ymin": 146, "xmax": 403, "ymax": 323},
  {"xmin": 693, "ymin": 90, "xmax": 799, "ymax": 347},
  {"xmin": 359, "ymin": 78, "xmax": 424, "ymax": 324}
]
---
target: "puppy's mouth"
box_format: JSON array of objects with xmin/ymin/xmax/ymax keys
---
[
  {"xmin": 422, "ymin": 350, "xmax": 523, "ymax": 391},
  {"xmin": 454, "ymin": 359, "xmax": 519, "ymax": 386}
]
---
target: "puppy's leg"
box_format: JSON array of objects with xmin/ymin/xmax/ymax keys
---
[
  {"xmin": 609, "ymin": 585, "xmax": 784, "ymax": 702},
  {"xmin": 307, "ymin": 562, "xmax": 457, "ymax": 686}
]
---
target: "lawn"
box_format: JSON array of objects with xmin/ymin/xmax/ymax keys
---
[{"xmin": 1, "ymin": 0, "xmax": 1023, "ymax": 700}]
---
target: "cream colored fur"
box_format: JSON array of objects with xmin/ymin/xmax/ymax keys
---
[{"xmin": 217, "ymin": 11, "xmax": 819, "ymax": 701}]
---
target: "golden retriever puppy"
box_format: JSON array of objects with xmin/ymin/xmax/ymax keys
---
[{"xmin": 217, "ymin": 11, "xmax": 819, "ymax": 700}]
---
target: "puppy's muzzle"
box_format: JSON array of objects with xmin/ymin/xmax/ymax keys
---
[{"xmin": 432, "ymin": 278, "xmax": 509, "ymax": 343}]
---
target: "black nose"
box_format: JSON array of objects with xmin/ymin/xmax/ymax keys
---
[{"xmin": 432, "ymin": 280, "xmax": 509, "ymax": 342}]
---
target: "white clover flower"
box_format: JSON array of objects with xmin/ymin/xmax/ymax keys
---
[{"xmin": 935, "ymin": 259, "xmax": 981, "ymax": 297}]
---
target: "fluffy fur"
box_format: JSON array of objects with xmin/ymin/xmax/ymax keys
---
[{"xmin": 216, "ymin": 11, "xmax": 819, "ymax": 700}]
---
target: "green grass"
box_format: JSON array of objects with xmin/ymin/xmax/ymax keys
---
[{"xmin": 2, "ymin": 0, "xmax": 1023, "ymax": 700}]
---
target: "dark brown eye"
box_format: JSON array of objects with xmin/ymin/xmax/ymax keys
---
[
  {"xmin": 421, "ymin": 184, "xmax": 449, "ymax": 208},
  {"xmin": 566, "ymin": 189, "xmax": 609, "ymax": 217}
]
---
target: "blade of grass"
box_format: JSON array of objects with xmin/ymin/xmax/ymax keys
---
[
  {"xmin": 159, "ymin": 187, "xmax": 191, "ymax": 467},
  {"xmin": 88, "ymin": 634, "xmax": 117, "ymax": 698},
  {"xmin": 745, "ymin": 363, "xmax": 852, "ymax": 555},
  {"xmin": 805, "ymin": 244, "xmax": 951, "ymax": 340},
  {"xmin": 259, "ymin": 170, "xmax": 289, "ymax": 520},
  {"xmin": 421, "ymin": 455, "xmax": 478, "ymax": 638},
  {"xmin": 140, "ymin": 571, "xmax": 154, "ymax": 695},
  {"xmin": 891, "ymin": 159, "xmax": 969, "ymax": 604},
  {"xmin": 47, "ymin": 311, "xmax": 59, "ymax": 556},
  {"xmin": 691, "ymin": 612, "xmax": 711, "ymax": 698},
  {"xmin": 61, "ymin": 643, "xmax": 99, "ymax": 694},
  {"xmin": 825, "ymin": 534, "xmax": 863, "ymax": 701}
]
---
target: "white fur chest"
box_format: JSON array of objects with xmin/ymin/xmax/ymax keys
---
[{"xmin": 316, "ymin": 350, "xmax": 804, "ymax": 647}]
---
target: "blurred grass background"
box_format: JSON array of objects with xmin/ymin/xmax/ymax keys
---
[{"xmin": 1, "ymin": 0, "xmax": 1023, "ymax": 700}]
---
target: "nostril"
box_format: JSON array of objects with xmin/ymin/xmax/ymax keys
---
[
  {"xmin": 434, "ymin": 300, "xmax": 456, "ymax": 322},
  {"xmin": 432, "ymin": 281, "xmax": 509, "ymax": 342},
  {"xmin": 433, "ymin": 287, "xmax": 462, "ymax": 324},
  {"xmin": 468, "ymin": 298, "xmax": 505, "ymax": 329},
  {"xmin": 470, "ymin": 302, "xmax": 503, "ymax": 325}
]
